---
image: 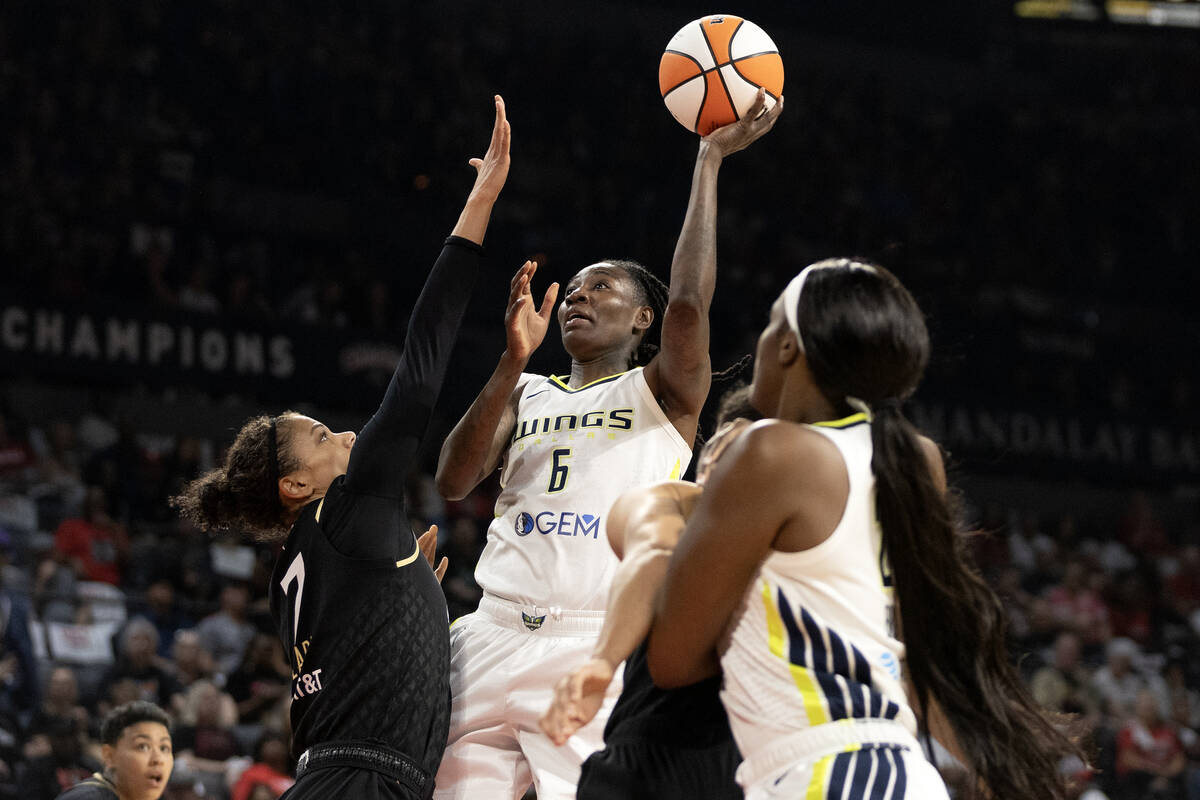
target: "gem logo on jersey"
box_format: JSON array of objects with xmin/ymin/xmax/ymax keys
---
[{"xmin": 513, "ymin": 510, "xmax": 601, "ymax": 539}]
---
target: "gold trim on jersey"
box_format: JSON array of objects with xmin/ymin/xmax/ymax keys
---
[
  {"xmin": 396, "ymin": 537, "xmax": 420, "ymax": 568},
  {"xmin": 546, "ymin": 370, "xmax": 631, "ymax": 393},
  {"xmin": 806, "ymin": 752, "xmax": 835, "ymax": 799},
  {"xmin": 762, "ymin": 580, "xmax": 830, "ymax": 726},
  {"xmin": 314, "ymin": 498, "xmax": 325, "ymax": 522},
  {"xmin": 811, "ymin": 412, "xmax": 869, "ymax": 429}
]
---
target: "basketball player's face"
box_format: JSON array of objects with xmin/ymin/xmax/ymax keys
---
[
  {"xmin": 103, "ymin": 721, "xmax": 173, "ymax": 800},
  {"xmin": 558, "ymin": 264, "xmax": 651, "ymax": 361},
  {"xmin": 748, "ymin": 297, "xmax": 789, "ymax": 416},
  {"xmin": 285, "ymin": 414, "xmax": 356, "ymax": 494}
]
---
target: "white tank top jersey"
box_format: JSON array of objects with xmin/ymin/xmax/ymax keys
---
[
  {"xmin": 719, "ymin": 413, "xmax": 917, "ymax": 767},
  {"xmin": 474, "ymin": 367, "xmax": 693, "ymax": 612}
]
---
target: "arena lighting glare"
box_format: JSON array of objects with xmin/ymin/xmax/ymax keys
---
[{"xmin": 1015, "ymin": 0, "xmax": 1200, "ymax": 26}]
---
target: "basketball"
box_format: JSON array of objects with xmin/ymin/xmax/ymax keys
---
[{"xmin": 659, "ymin": 14, "xmax": 784, "ymax": 136}]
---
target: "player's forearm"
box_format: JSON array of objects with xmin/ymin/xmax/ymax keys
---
[
  {"xmin": 591, "ymin": 543, "xmax": 674, "ymax": 669},
  {"xmin": 436, "ymin": 351, "xmax": 525, "ymax": 499},
  {"xmin": 666, "ymin": 142, "xmax": 722, "ymax": 314},
  {"xmin": 450, "ymin": 191, "xmax": 501, "ymax": 246}
]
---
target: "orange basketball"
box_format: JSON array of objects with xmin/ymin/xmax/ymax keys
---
[{"xmin": 659, "ymin": 14, "xmax": 784, "ymax": 136}]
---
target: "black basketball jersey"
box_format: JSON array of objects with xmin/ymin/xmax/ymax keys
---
[
  {"xmin": 267, "ymin": 236, "xmax": 482, "ymax": 776},
  {"xmin": 55, "ymin": 774, "xmax": 118, "ymax": 800},
  {"xmin": 603, "ymin": 639, "xmax": 735, "ymax": 749},
  {"xmin": 271, "ymin": 481, "xmax": 451, "ymax": 772}
]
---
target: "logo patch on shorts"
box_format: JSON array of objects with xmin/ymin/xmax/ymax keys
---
[{"xmin": 522, "ymin": 612, "xmax": 546, "ymax": 631}]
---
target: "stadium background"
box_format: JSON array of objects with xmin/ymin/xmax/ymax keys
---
[{"xmin": 0, "ymin": 1, "xmax": 1197, "ymax": 797}]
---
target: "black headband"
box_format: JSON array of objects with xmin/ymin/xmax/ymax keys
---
[{"xmin": 267, "ymin": 416, "xmax": 280, "ymax": 506}]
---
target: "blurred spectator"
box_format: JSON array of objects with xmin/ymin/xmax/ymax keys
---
[
  {"xmin": 0, "ymin": 540, "xmax": 38, "ymax": 716},
  {"xmin": 100, "ymin": 619, "xmax": 179, "ymax": 711},
  {"xmin": 168, "ymin": 630, "xmax": 215, "ymax": 703},
  {"xmin": 1092, "ymin": 638, "xmax": 1167, "ymax": 721},
  {"xmin": 16, "ymin": 716, "xmax": 99, "ymax": 800},
  {"xmin": 229, "ymin": 732, "xmax": 293, "ymax": 800},
  {"xmin": 1031, "ymin": 632, "xmax": 1100, "ymax": 719},
  {"xmin": 51, "ymin": 487, "xmax": 128, "ymax": 586},
  {"xmin": 132, "ymin": 581, "xmax": 194, "ymax": 659},
  {"xmin": 1114, "ymin": 688, "xmax": 1186, "ymax": 800},
  {"xmin": 26, "ymin": 667, "xmax": 89, "ymax": 753},
  {"xmin": 1107, "ymin": 571, "xmax": 1156, "ymax": 649},
  {"xmin": 0, "ymin": 412, "xmax": 35, "ymax": 489},
  {"xmin": 172, "ymin": 681, "xmax": 241, "ymax": 799},
  {"xmin": 1044, "ymin": 560, "xmax": 1112, "ymax": 647},
  {"xmin": 195, "ymin": 584, "xmax": 255, "ymax": 680}
]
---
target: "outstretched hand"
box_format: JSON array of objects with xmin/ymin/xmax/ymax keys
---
[
  {"xmin": 539, "ymin": 658, "xmax": 616, "ymax": 746},
  {"xmin": 504, "ymin": 261, "xmax": 559, "ymax": 362},
  {"xmin": 703, "ymin": 87, "xmax": 783, "ymax": 158},
  {"xmin": 467, "ymin": 95, "xmax": 511, "ymax": 202},
  {"xmin": 417, "ymin": 524, "xmax": 448, "ymax": 583}
]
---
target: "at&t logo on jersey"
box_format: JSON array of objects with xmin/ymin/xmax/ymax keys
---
[{"xmin": 514, "ymin": 510, "xmax": 601, "ymax": 539}]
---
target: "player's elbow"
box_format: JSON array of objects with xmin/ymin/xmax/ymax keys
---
[{"xmin": 434, "ymin": 465, "xmax": 472, "ymax": 501}]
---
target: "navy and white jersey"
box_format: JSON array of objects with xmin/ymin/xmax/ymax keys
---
[
  {"xmin": 719, "ymin": 413, "xmax": 916, "ymax": 770},
  {"xmin": 475, "ymin": 368, "xmax": 693, "ymax": 612},
  {"xmin": 268, "ymin": 236, "xmax": 481, "ymax": 775}
]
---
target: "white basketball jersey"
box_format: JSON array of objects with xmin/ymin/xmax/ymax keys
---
[
  {"xmin": 719, "ymin": 414, "xmax": 917, "ymax": 766},
  {"xmin": 475, "ymin": 368, "xmax": 692, "ymax": 612}
]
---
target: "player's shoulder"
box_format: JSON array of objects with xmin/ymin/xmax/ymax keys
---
[
  {"xmin": 710, "ymin": 419, "xmax": 843, "ymax": 497},
  {"xmin": 737, "ymin": 418, "xmax": 844, "ymax": 467},
  {"xmin": 56, "ymin": 776, "xmax": 118, "ymax": 800}
]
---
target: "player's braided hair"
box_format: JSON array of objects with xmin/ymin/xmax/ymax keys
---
[
  {"xmin": 170, "ymin": 412, "xmax": 301, "ymax": 541},
  {"xmin": 795, "ymin": 260, "xmax": 1082, "ymax": 800},
  {"xmin": 603, "ymin": 259, "xmax": 669, "ymax": 368}
]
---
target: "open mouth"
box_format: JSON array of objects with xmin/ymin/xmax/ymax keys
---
[
  {"xmin": 564, "ymin": 310, "xmax": 592, "ymax": 329},
  {"xmin": 147, "ymin": 773, "xmax": 164, "ymax": 787}
]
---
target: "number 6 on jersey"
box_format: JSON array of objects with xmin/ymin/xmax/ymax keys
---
[{"xmin": 548, "ymin": 448, "xmax": 572, "ymax": 493}]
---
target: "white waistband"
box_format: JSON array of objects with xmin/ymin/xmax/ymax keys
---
[
  {"xmin": 737, "ymin": 719, "xmax": 921, "ymax": 789},
  {"xmin": 476, "ymin": 594, "xmax": 605, "ymax": 636}
]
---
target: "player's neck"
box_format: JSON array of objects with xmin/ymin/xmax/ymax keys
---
[{"xmin": 566, "ymin": 354, "xmax": 631, "ymax": 388}]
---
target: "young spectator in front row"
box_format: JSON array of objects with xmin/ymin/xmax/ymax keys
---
[{"xmin": 55, "ymin": 700, "xmax": 173, "ymax": 800}]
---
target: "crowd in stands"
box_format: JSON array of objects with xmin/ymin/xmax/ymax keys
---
[
  {"xmin": 1, "ymin": 0, "xmax": 1197, "ymax": 798},
  {"xmin": 0, "ymin": 397, "xmax": 1198, "ymax": 798}
]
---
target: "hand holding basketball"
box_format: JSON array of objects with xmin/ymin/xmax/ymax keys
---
[{"xmin": 704, "ymin": 87, "xmax": 783, "ymax": 158}]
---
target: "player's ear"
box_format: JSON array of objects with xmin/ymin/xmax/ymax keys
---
[
  {"xmin": 777, "ymin": 328, "xmax": 801, "ymax": 368},
  {"xmin": 632, "ymin": 305, "xmax": 654, "ymax": 335},
  {"xmin": 279, "ymin": 473, "xmax": 312, "ymax": 501}
]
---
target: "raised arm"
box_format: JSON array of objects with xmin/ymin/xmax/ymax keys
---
[
  {"xmin": 643, "ymin": 90, "xmax": 783, "ymax": 442},
  {"xmin": 343, "ymin": 96, "xmax": 510, "ymax": 497},
  {"xmin": 435, "ymin": 260, "xmax": 558, "ymax": 500},
  {"xmin": 539, "ymin": 480, "xmax": 702, "ymax": 744}
]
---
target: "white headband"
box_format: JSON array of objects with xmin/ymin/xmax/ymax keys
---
[{"xmin": 780, "ymin": 261, "xmax": 878, "ymax": 348}]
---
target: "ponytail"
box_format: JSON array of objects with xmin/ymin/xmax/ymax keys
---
[
  {"xmin": 171, "ymin": 413, "xmax": 299, "ymax": 541},
  {"xmin": 871, "ymin": 403, "xmax": 1079, "ymax": 799},
  {"xmin": 792, "ymin": 260, "xmax": 1081, "ymax": 797}
]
